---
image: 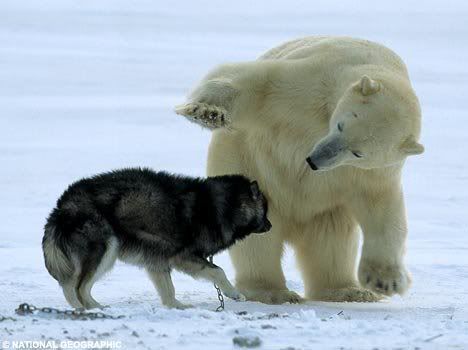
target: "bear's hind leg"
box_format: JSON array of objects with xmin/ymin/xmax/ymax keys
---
[{"xmin": 292, "ymin": 207, "xmax": 381, "ymax": 302}]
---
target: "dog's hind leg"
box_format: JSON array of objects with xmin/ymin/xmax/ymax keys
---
[
  {"xmin": 146, "ymin": 268, "xmax": 192, "ymax": 309},
  {"xmin": 59, "ymin": 257, "xmax": 82, "ymax": 308},
  {"xmin": 76, "ymin": 237, "xmax": 119, "ymax": 309},
  {"xmin": 172, "ymin": 255, "xmax": 245, "ymax": 301},
  {"xmin": 61, "ymin": 280, "xmax": 82, "ymax": 308}
]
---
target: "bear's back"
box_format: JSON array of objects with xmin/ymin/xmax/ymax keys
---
[{"xmin": 259, "ymin": 36, "xmax": 407, "ymax": 74}]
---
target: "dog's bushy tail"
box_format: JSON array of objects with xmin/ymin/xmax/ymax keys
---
[{"xmin": 42, "ymin": 209, "xmax": 74, "ymax": 283}]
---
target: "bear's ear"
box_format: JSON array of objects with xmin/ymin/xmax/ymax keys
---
[
  {"xmin": 400, "ymin": 136, "xmax": 425, "ymax": 156},
  {"xmin": 175, "ymin": 78, "xmax": 239, "ymax": 130},
  {"xmin": 354, "ymin": 75, "xmax": 380, "ymax": 96}
]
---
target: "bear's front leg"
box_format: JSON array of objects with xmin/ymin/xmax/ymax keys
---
[
  {"xmin": 229, "ymin": 212, "xmax": 304, "ymax": 305},
  {"xmin": 175, "ymin": 77, "xmax": 238, "ymax": 130},
  {"xmin": 355, "ymin": 187, "xmax": 412, "ymax": 296},
  {"xmin": 175, "ymin": 60, "xmax": 277, "ymax": 130},
  {"xmin": 291, "ymin": 207, "xmax": 381, "ymax": 302}
]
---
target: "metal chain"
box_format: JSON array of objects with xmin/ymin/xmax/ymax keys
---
[
  {"xmin": 15, "ymin": 303, "xmax": 124, "ymax": 320},
  {"xmin": 208, "ymin": 255, "xmax": 225, "ymax": 312},
  {"xmin": 0, "ymin": 315, "xmax": 16, "ymax": 322}
]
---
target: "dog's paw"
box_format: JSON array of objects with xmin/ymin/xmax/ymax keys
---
[
  {"xmin": 314, "ymin": 286, "xmax": 382, "ymax": 302},
  {"xmin": 223, "ymin": 289, "xmax": 246, "ymax": 302},
  {"xmin": 236, "ymin": 293, "xmax": 247, "ymax": 302},
  {"xmin": 174, "ymin": 102, "xmax": 231, "ymax": 130},
  {"xmin": 358, "ymin": 259, "xmax": 412, "ymax": 296},
  {"xmin": 165, "ymin": 300, "xmax": 193, "ymax": 310},
  {"xmin": 232, "ymin": 293, "xmax": 246, "ymax": 302},
  {"xmin": 81, "ymin": 301, "xmax": 105, "ymax": 310}
]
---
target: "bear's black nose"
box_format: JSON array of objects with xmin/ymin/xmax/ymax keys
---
[{"xmin": 306, "ymin": 157, "xmax": 318, "ymax": 170}]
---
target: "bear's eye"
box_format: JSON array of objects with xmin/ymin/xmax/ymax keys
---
[
  {"xmin": 351, "ymin": 151, "xmax": 363, "ymax": 158},
  {"xmin": 337, "ymin": 123, "xmax": 343, "ymax": 132}
]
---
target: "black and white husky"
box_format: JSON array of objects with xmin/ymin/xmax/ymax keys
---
[{"xmin": 42, "ymin": 168, "xmax": 271, "ymax": 309}]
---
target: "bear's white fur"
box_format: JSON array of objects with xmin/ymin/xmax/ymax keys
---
[{"xmin": 176, "ymin": 36, "xmax": 423, "ymax": 303}]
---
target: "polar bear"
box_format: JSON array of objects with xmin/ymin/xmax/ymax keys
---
[{"xmin": 175, "ymin": 36, "xmax": 424, "ymax": 303}]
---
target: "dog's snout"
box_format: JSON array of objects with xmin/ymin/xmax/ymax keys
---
[
  {"xmin": 306, "ymin": 157, "xmax": 318, "ymax": 170},
  {"xmin": 256, "ymin": 219, "xmax": 272, "ymax": 234}
]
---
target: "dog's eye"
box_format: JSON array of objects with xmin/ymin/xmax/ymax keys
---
[
  {"xmin": 351, "ymin": 151, "xmax": 363, "ymax": 158},
  {"xmin": 337, "ymin": 123, "xmax": 343, "ymax": 132}
]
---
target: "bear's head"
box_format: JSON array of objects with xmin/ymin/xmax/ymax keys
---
[{"xmin": 306, "ymin": 75, "xmax": 424, "ymax": 171}]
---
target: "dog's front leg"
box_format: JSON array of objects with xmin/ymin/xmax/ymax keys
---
[
  {"xmin": 146, "ymin": 268, "xmax": 192, "ymax": 309},
  {"xmin": 172, "ymin": 255, "xmax": 246, "ymax": 301}
]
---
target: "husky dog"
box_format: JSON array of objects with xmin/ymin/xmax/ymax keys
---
[{"xmin": 42, "ymin": 168, "xmax": 271, "ymax": 309}]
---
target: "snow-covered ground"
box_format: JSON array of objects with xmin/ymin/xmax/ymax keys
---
[{"xmin": 1, "ymin": 1, "xmax": 467, "ymax": 349}]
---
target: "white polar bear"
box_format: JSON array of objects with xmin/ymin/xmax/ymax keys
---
[{"xmin": 176, "ymin": 36, "xmax": 424, "ymax": 303}]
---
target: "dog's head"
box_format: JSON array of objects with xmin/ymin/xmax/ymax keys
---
[
  {"xmin": 211, "ymin": 175, "xmax": 272, "ymax": 241},
  {"xmin": 237, "ymin": 180, "xmax": 272, "ymax": 235}
]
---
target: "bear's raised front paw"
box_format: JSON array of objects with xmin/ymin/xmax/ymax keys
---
[
  {"xmin": 240, "ymin": 289, "xmax": 304, "ymax": 305},
  {"xmin": 358, "ymin": 259, "xmax": 412, "ymax": 296},
  {"xmin": 174, "ymin": 102, "xmax": 231, "ymax": 130}
]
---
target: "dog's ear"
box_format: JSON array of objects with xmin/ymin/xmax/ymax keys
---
[
  {"xmin": 175, "ymin": 78, "xmax": 239, "ymax": 130},
  {"xmin": 250, "ymin": 181, "xmax": 260, "ymax": 200}
]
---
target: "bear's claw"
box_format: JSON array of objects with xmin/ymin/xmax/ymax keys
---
[
  {"xmin": 358, "ymin": 259, "xmax": 412, "ymax": 296},
  {"xmin": 174, "ymin": 102, "xmax": 231, "ymax": 130}
]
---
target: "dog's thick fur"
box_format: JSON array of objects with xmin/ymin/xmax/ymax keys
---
[{"xmin": 43, "ymin": 168, "xmax": 271, "ymax": 309}]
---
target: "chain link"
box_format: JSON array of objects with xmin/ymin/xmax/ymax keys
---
[
  {"xmin": 0, "ymin": 315, "xmax": 16, "ymax": 322},
  {"xmin": 208, "ymin": 255, "xmax": 225, "ymax": 312},
  {"xmin": 15, "ymin": 303, "xmax": 124, "ymax": 320}
]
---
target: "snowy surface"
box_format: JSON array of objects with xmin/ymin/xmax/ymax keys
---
[{"xmin": 1, "ymin": 1, "xmax": 468, "ymax": 349}]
